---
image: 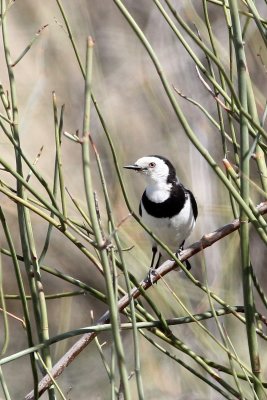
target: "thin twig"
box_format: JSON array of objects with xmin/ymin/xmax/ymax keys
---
[
  {"xmin": 11, "ymin": 24, "xmax": 49, "ymax": 67},
  {"xmin": 25, "ymin": 201, "xmax": 267, "ymax": 399}
]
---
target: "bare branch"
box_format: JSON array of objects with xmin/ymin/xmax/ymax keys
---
[
  {"xmin": 195, "ymin": 65, "xmax": 231, "ymax": 112},
  {"xmin": 25, "ymin": 201, "xmax": 267, "ymax": 400}
]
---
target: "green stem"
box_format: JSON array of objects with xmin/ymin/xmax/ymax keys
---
[
  {"xmin": 91, "ymin": 138, "xmax": 145, "ymax": 399},
  {"xmin": 0, "ymin": 156, "xmax": 64, "ymax": 221},
  {"xmin": 0, "ymin": 119, "xmax": 61, "ymax": 217},
  {"xmin": 55, "ymin": 0, "xmax": 84, "ymax": 77},
  {"xmin": 95, "ymin": 337, "xmax": 119, "ymax": 396},
  {"xmin": 162, "ymin": 0, "xmax": 267, "ymax": 143},
  {"xmin": 24, "ymin": 208, "xmax": 55, "ymax": 398},
  {"xmin": 53, "ymin": 94, "xmax": 67, "ymax": 220},
  {"xmin": 0, "ymin": 184, "xmax": 103, "ymax": 272},
  {"xmin": 4, "ymin": 290, "xmax": 85, "ymax": 300},
  {"xmin": 1, "ymin": 246, "xmax": 106, "ymax": 301},
  {"xmin": 0, "ymin": 367, "xmax": 11, "ymax": 400},
  {"xmin": 1, "ymin": 306, "xmax": 265, "ymax": 364},
  {"xmin": 0, "ymin": 253, "xmax": 9, "ymax": 356},
  {"xmin": 0, "ymin": 208, "xmax": 39, "ymax": 393},
  {"xmin": 81, "ymin": 37, "xmax": 131, "ymax": 399},
  {"xmin": 229, "ymin": 2, "xmax": 263, "ymax": 399},
  {"xmin": 140, "ymin": 331, "xmax": 234, "ymax": 400},
  {"xmin": 202, "ymin": 0, "xmax": 227, "ymax": 156},
  {"xmin": 1, "ymin": 1, "xmax": 40, "ymax": 396},
  {"xmin": 246, "ymin": 76, "xmax": 267, "ymax": 193},
  {"xmin": 113, "ymin": 0, "xmax": 267, "ymax": 246},
  {"xmin": 11, "ymin": 24, "xmax": 49, "ymax": 67}
]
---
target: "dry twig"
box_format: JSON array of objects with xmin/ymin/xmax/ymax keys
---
[{"xmin": 25, "ymin": 201, "xmax": 267, "ymax": 399}]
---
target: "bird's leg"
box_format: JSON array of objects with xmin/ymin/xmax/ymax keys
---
[
  {"xmin": 154, "ymin": 252, "xmax": 162, "ymax": 269},
  {"xmin": 147, "ymin": 246, "xmax": 161, "ymax": 284},
  {"xmin": 176, "ymin": 241, "xmax": 191, "ymax": 271},
  {"xmin": 150, "ymin": 246, "xmax": 157, "ymax": 270}
]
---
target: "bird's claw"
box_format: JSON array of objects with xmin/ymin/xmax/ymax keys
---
[
  {"xmin": 176, "ymin": 248, "xmax": 182, "ymax": 258},
  {"xmin": 146, "ymin": 268, "xmax": 158, "ymax": 285},
  {"xmin": 175, "ymin": 249, "xmax": 191, "ymax": 271}
]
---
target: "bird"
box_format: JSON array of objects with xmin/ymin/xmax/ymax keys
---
[{"xmin": 124, "ymin": 155, "xmax": 198, "ymax": 283}]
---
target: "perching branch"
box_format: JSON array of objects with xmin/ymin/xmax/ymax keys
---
[{"xmin": 25, "ymin": 201, "xmax": 267, "ymax": 400}]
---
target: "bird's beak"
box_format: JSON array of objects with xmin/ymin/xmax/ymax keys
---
[{"xmin": 123, "ymin": 164, "xmax": 143, "ymax": 171}]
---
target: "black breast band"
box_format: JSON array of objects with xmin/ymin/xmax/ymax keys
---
[{"xmin": 141, "ymin": 184, "xmax": 186, "ymax": 218}]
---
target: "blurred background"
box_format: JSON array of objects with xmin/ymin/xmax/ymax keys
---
[{"xmin": 0, "ymin": 0, "xmax": 267, "ymax": 398}]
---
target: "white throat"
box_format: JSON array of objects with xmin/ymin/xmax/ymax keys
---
[{"xmin": 146, "ymin": 182, "xmax": 172, "ymax": 203}]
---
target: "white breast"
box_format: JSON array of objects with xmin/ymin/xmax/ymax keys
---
[
  {"xmin": 146, "ymin": 182, "xmax": 171, "ymax": 203},
  {"xmin": 141, "ymin": 195, "xmax": 195, "ymax": 259}
]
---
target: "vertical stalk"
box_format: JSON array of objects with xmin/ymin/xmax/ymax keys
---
[
  {"xmin": 0, "ymin": 252, "xmax": 9, "ymax": 356},
  {"xmin": 1, "ymin": 1, "xmax": 40, "ymax": 397},
  {"xmin": 246, "ymin": 77, "xmax": 267, "ymax": 194},
  {"xmin": 202, "ymin": 0, "xmax": 227, "ymax": 156},
  {"xmin": 229, "ymin": 2, "xmax": 263, "ymax": 399},
  {"xmin": 113, "ymin": 0, "xmax": 267, "ymax": 243},
  {"xmin": 24, "ymin": 211, "xmax": 54, "ymax": 375},
  {"xmin": 91, "ymin": 140, "xmax": 144, "ymax": 399},
  {"xmin": 0, "ymin": 367, "xmax": 11, "ymax": 400},
  {"xmin": 1, "ymin": 2, "xmax": 56, "ymax": 398},
  {"xmin": 202, "ymin": 1, "xmax": 241, "ymax": 222},
  {"xmin": 0, "ymin": 207, "xmax": 39, "ymax": 394},
  {"xmin": 40, "ymin": 104, "xmax": 65, "ymax": 262},
  {"xmin": 81, "ymin": 37, "xmax": 131, "ymax": 399},
  {"xmin": 53, "ymin": 94, "xmax": 67, "ymax": 220}
]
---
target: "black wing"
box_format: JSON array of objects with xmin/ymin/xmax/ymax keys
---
[{"xmin": 187, "ymin": 189, "xmax": 198, "ymax": 220}]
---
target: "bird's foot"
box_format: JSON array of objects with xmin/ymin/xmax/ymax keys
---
[
  {"xmin": 176, "ymin": 247, "xmax": 183, "ymax": 258},
  {"xmin": 146, "ymin": 268, "xmax": 158, "ymax": 285},
  {"xmin": 175, "ymin": 249, "xmax": 191, "ymax": 271}
]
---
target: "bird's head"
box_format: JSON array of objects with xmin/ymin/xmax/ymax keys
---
[{"xmin": 124, "ymin": 155, "xmax": 176, "ymax": 184}]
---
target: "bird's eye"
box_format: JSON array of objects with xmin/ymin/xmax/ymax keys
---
[{"xmin": 149, "ymin": 162, "xmax": 156, "ymax": 168}]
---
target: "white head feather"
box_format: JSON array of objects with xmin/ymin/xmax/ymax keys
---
[{"xmin": 131, "ymin": 156, "xmax": 171, "ymax": 184}]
